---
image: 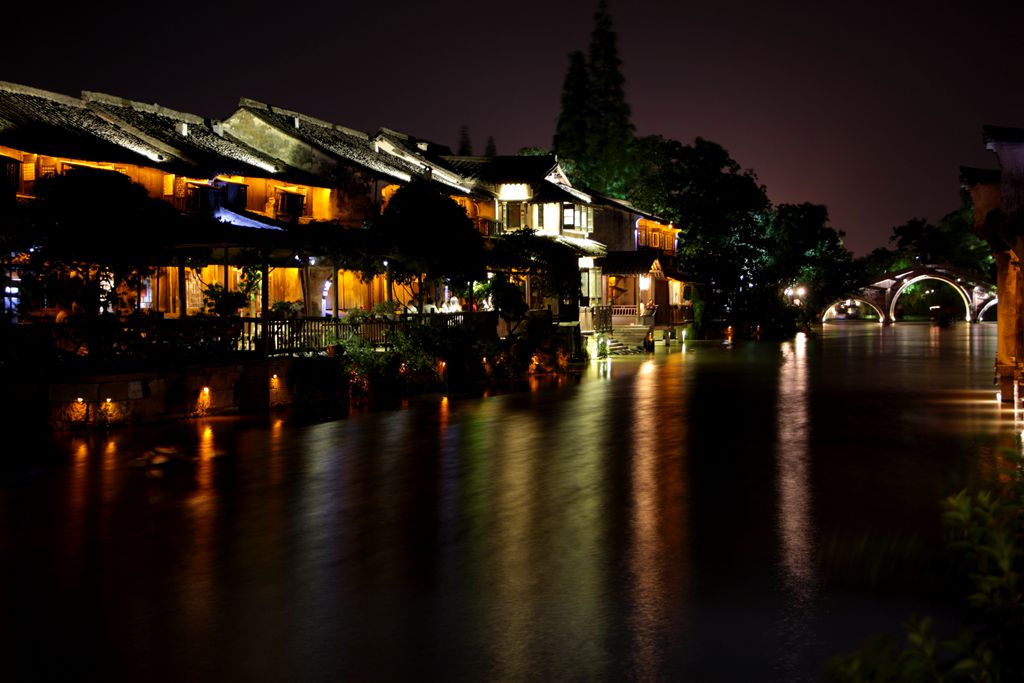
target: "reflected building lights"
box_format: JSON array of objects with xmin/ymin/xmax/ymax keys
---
[
  {"xmin": 775, "ymin": 332, "xmax": 818, "ymax": 673},
  {"xmin": 492, "ymin": 414, "xmax": 539, "ymax": 679},
  {"xmin": 197, "ymin": 424, "xmax": 215, "ymax": 492},
  {"xmin": 269, "ymin": 418, "xmax": 284, "ymax": 485},
  {"xmin": 183, "ymin": 421, "xmax": 218, "ymax": 634},
  {"xmin": 629, "ymin": 355, "xmax": 662, "ymax": 679}
]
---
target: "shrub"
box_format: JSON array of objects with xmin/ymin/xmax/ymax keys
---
[{"xmin": 826, "ymin": 449, "xmax": 1024, "ymax": 682}]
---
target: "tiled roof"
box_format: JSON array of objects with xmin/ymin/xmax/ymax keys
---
[
  {"xmin": 0, "ymin": 81, "xmax": 167, "ymax": 166},
  {"xmin": 82, "ymin": 92, "xmax": 302, "ymax": 180},
  {"xmin": 375, "ymin": 128, "xmax": 453, "ymax": 157},
  {"xmin": 959, "ymin": 166, "xmax": 1001, "ymax": 185},
  {"xmin": 591, "ymin": 192, "xmax": 673, "ymax": 225},
  {"xmin": 235, "ymin": 99, "xmax": 423, "ymax": 183},
  {"xmin": 440, "ymin": 154, "xmax": 593, "ymax": 204},
  {"xmin": 441, "ymin": 155, "xmax": 560, "ymax": 184},
  {"xmin": 371, "ymin": 128, "xmax": 472, "ymax": 193},
  {"xmin": 984, "ymin": 125, "xmax": 1024, "ymax": 145}
]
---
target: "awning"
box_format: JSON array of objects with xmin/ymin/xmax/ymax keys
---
[
  {"xmin": 600, "ymin": 250, "xmax": 661, "ymax": 275},
  {"xmin": 555, "ymin": 235, "xmax": 607, "ymax": 257},
  {"xmin": 214, "ymin": 207, "xmax": 284, "ymax": 231}
]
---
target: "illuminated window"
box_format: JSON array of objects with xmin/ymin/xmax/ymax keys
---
[{"xmin": 563, "ymin": 203, "xmax": 575, "ymax": 227}]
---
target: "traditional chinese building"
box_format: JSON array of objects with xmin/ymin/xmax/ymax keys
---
[{"xmin": 964, "ymin": 125, "xmax": 1024, "ymax": 399}]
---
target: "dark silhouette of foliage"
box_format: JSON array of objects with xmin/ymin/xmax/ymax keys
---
[
  {"xmin": 763, "ymin": 203, "xmax": 858, "ymax": 324},
  {"xmin": 827, "ymin": 448, "xmax": 1024, "ymax": 682},
  {"xmin": 336, "ymin": 181, "xmax": 485, "ymax": 301},
  {"xmin": 584, "ymin": 0, "xmax": 634, "ymax": 197},
  {"xmin": 553, "ymin": 50, "xmax": 592, "ymax": 176},
  {"xmin": 628, "ymin": 135, "xmax": 771, "ymax": 326},
  {"xmin": 552, "ymin": 2, "xmax": 635, "ymax": 197},
  {"xmin": 490, "ymin": 228, "xmax": 581, "ymax": 304},
  {"xmin": 484, "ymin": 136, "xmax": 497, "ymax": 157},
  {"xmin": 457, "ymin": 124, "xmax": 473, "ymax": 155},
  {"xmin": 7, "ymin": 167, "xmax": 184, "ymax": 314}
]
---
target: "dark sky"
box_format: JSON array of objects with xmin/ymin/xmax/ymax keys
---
[{"xmin": 7, "ymin": 1, "xmax": 1024, "ymax": 255}]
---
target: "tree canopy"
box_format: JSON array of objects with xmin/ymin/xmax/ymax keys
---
[
  {"xmin": 627, "ymin": 135, "xmax": 771, "ymax": 323},
  {"xmin": 763, "ymin": 203, "xmax": 858, "ymax": 326},
  {"xmin": 457, "ymin": 125, "xmax": 473, "ymax": 155},
  {"xmin": 552, "ymin": 2, "xmax": 634, "ymax": 197},
  {"xmin": 337, "ymin": 180, "xmax": 486, "ymax": 295},
  {"xmin": 5, "ymin": 167, "xmax": 186, "ymax": 312},
  {"xmin": 855, "ymin": 200, "xmax": 995, "ymax": 283}
]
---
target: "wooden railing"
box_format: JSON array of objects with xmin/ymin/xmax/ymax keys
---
[
  {"xmin": 3, "ymin": 312, "xmax": 501, "ymax": 367},
  {"xmin": 238, "ymin": 312, "xmax": 499, "ymax": 354},
  {"xmin": 591, "ymin": 305, "xmax": 613, "ymax": 333}
]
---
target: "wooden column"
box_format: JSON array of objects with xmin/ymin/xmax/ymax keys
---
[
  {"xmin": 177, "ymin": 262, "xmax": 187, "ymax": 318},
  {"xmin": 261, "ymin": 252, "xmax": 270, "ymax": 356}
]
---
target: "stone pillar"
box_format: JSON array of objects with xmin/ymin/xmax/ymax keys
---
[{"xmin": 995, "ymin": 250, "xmax": 1019, "ymax": 400}]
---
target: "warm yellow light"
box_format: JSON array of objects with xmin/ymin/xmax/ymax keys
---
[
  {"xmin": 497, "ymin": 183, "xmax": 531, "ymax": 201},
  {"xmin": 105, "ymin": 397, "xmax": 112, "ymax": 403},
  {"xmin": 76, "ymin": 397, "xmax": 84, "ymax": 403},
  {"xmin": 639, "ymin": 276, "xmax": 651, "ymax": 291},
  {"xmin": 202, "ymin": 386, "xmax": 210, "ymax": 394}
]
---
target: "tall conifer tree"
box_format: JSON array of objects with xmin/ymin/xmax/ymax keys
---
[
  {"xmin": 586, "ymin": 0, "xmax": 634, "ymax": 197},
  {"xmin": 553, "ymin": 2, "xmax": 635, "ymax": 197},
  {"xmin": 457, "ymin": 125, "xmax": 473, "ymax": 155},
  {"xmin": 552, "ymin": 50, "xmax": 592, "ymax": 181}
]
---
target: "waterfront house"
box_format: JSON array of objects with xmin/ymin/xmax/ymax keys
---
[
  {"xmin": 588, "ymin": 194, "xmax": 689, "ymax": 328},
  {"xmin": 963, "ymin": 125, "xmax": 1024, "ymax": 399},
  {"xmin": 0, "ymin": 81, "xmax": 344, "ymax": 319}
]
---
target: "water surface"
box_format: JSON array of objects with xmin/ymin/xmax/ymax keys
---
[{"xmin": 0, "ymin": 323, "xmax": 1014, "ymax": 681}]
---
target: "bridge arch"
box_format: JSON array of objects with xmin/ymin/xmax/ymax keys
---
[
  {"xmin": 889, "ymin": 274, "xmax": 972, "ymax": 323},
  {"xmin": 826, "ymin": 264, "xmax": 997, "ymax": 325},
  {"xmin": 821, "ymin": 298, "xmax": 885, "ymax": 323},
  {"xmin": 979, "ymin": 297, "xmax": 998, "ymax": 321}
]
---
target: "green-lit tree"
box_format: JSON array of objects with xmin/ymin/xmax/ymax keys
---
[
  {"xmin": 628, "ymin": 135, "xmax": 771, "ymax": 328},
  {"xmin": 763, "ymin": 203, "xmax": 858, "ymax": 327},
  {"xmin": 889, "ymin": 202, "xmax": 994, "ymax": 279}
]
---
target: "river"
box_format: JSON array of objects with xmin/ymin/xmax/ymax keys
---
[{"xmin": 0, "ymin": 322, "xmax": 1015, "ymax": 681}]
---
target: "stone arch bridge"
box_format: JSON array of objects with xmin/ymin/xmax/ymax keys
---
[{"xmin": 823, "ymin": 264, "xmax": 997, "ymax": 324}]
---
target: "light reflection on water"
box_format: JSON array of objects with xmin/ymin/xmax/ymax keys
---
[
  {"xmin": 0, "ymin": 322, "xmax": 1014, "ymax": 681},
  {"xmin": 775, "ymin": 332, "xmax": 818, "ymax": 681}
]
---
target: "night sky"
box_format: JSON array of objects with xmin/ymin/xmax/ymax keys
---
[{"xmin": 7, "ymin": 1, "xmax": 1024, "ymax": 255}]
